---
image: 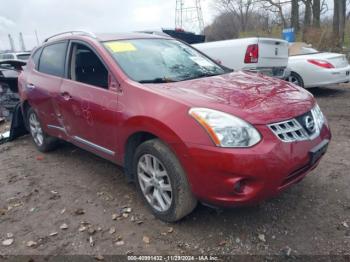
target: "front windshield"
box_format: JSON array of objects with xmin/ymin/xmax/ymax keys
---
[{"xmin": 104, "ymin": 39, "xmax": 228, "ymax": 83}]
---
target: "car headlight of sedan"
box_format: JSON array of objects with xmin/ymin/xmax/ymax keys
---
[{"xmin": 189, "ymin": 108, "xmax": 261, "ymax": 148}]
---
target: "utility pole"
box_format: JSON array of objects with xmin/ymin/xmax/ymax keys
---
[
  {"xmin": 175, "ymin": 0, "xmax": 204, "ymax": 33},
  {"xmin": 195, "ymin": 0, "xmax": 204, "ymax": 32},
  {"xmin": 8, "ymin": 34, "xmax": 15, "ymax": 51},
  {"xmin": 19, "ymin": 32, "xmax": 26, "ymax": 51},
  {"xmin": 175, "ymin": 0, "xmax": 184, "ymax": 29}
]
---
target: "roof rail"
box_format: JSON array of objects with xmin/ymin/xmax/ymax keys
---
[{"xmin": 43, "ymin": 31, "xmax": 97, "ymax": 43}]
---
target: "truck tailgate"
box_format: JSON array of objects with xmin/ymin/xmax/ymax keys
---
[{"xmin": 258, "ymin": 38, "xmax": 288, "ymax": 68}]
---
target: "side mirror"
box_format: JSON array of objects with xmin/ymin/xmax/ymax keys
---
[
  {"xmin": 215, "ymin": 59, "xmax": 222, "ymax": 65},
  {"xmin": 108, "ymin": 73, "xmax": 122, "ymax": 94}
]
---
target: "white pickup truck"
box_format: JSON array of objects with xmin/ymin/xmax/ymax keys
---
[{"xmin": 193, "ymin": 37, "xmax": 289, "ymax": 79}]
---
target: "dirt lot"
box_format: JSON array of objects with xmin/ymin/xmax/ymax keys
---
[{"xmin": 0, "ymin": 84, "xmax": 349, "ymax": 259}]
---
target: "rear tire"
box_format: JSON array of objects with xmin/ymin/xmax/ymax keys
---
[
  {"xmin": 288, "ymin": 72, "xmax": 305, "ymax": 88},
  {"xmin": 133, "ymin": 139, "xmax": 197, "ymax": 222},
  {"xmin": 27, "ymin": 108, "xmax": 59, "ymax": 152}
]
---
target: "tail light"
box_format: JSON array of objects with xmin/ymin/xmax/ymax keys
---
[
  {"xmin": 307, "ymin": 59, "xmax": 334, "ymax": 69},
  {"xmin": 244, "ymin": 44, "xmax": 259, "ymax": 63},
  {"xmin": 175, "ymin": 28, "xmax": 185, "ymax": 32}
]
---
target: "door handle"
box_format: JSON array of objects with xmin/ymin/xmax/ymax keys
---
[
  {"xmin": 60, "ymin": 91, "xmax": 72, "ymax": 101},
  {"xmin": 26, "ymin": 83, "xmax": 35, "ymax": 89}
]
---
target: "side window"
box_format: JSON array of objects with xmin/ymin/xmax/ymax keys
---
[
  {"xmin": 38, "ymin": 42, "xmax": 67, "ymax": 77},
  {"xmin": 69, "ymin": 43, "xmax": 108, "ymax": 89}
]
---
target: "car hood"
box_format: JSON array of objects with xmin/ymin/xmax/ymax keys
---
[{"xmin": 145, "ymin": 71, "xmax": 315, "ymax": 124}]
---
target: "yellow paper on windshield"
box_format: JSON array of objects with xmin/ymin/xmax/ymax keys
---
[{"xmin": 105, "ymin": 42, "xmax": 137, "ymax": 53}]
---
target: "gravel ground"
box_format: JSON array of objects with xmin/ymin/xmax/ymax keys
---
[{"xmin": 0, "ymin": 84, "xmax": 349, "ymax": 259}]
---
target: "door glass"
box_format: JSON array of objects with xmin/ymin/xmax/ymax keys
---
[
  {"xmin": 70, "ymin": 43, "xmax": 108, "ymax": 89},
  {"xmin": 38, "ymin": 42, "xmax": 67, "ymax": 77},
  {"xmin": 32, "ymin": 48, "xmax": 42, "ymax": 68}
]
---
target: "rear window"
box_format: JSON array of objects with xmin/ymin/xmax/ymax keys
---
[
  {"xmin": 17, "ymin": 54, "xmax": 31, "ymax": 61},
  {"xmin": 299, "ymin": 47, "xmax": 319, "ymax": 55},
  {"xmin": 38, "ymin": 42, "xmax": 67, "ymax": 77},
  {"xmin": 289, "ymin": 43, "xmax": 319, "ymax": 56}
]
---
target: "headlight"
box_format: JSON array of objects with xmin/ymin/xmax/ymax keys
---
[
  {"xmin": 189, "ymin": 108, "xmax": 261, "ymax": 147},
  {"xmin": 312, "ymin": 103, "xmax": 325, "ymax": 130}
]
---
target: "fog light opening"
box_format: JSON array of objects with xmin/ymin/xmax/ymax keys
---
[{"xmin": 233, "ymin": 179, "xmax": 247, "ymax": 194}]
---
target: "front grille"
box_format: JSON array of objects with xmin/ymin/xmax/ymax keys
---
[
  {"xmin": 295, "ymin": 111, "xmax": 316, "ymax": 136},
  {"xmin": 269, "ymin": 119, "xmax": 309, "ymax": 142},
  {"xmin": 268, "ymin": 104, "xmax": 325, "ymax": 143}
]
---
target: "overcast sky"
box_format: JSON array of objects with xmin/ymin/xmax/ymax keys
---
[
  {"xmin": 0, "ymin": 0, "xmax": 216, "ymax": 51},
  {"xmin": 0, "ymin": 0, "xmax": 335, "ymax": 51}
]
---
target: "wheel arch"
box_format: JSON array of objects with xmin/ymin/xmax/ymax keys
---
[
  {"xmin": 289, "ymin": 71, "xmax": 305, "ymax": 88},
  {"xmin": 124, "ymin": 131, "xmax": 157, "ymax": 182},
  {"xmin": 122, "ymin": 116, "xmax": 186, "ymax": 182},
  {"xmin": 291, "ymin": 70, "xmax": 303, "ymax": 78},
  {"xmin": 21, "ymin": 100, "xmax": 32, "ymax": 131}
]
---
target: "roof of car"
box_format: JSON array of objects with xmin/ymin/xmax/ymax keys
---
[
  {"xmin": 0, "ymin": 52, "xmax": 31, "ymax": 55},
  {"xmin": 43, "ymin": 32, "xmax": 172, "ymax": 44},
  {"xmin": 96, "ymin": 32, "xmax": 171, "ymax": 42}
]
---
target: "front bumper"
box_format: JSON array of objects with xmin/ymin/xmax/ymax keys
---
[{"xmin": 177, "ymin": 124, "xmax": 331, "ymax": 207}]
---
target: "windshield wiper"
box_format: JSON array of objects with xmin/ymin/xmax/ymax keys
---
[
  {"xmin": 182, "ymin": 72, "xmax": 224, "ymax": 81},
  {"xmin": 139, "ymin": 78, "xmax": 178, "ymax": 84}
]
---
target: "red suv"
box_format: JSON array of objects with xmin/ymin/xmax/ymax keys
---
[{"xmin": 18, "ymin": 31, "xmax": 331, "ymax": 222}]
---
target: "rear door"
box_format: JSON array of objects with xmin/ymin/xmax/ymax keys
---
[
  {"xmin": 58, "ymin": 41, "xmax": 119, "ymax": 161},
  {"xmin": 25, "ymin": 41, "xmax": 68, "ymax": 131},
  {"xmin": 258, "ymin": 38, "xmax": 289, "ymax": 68}
]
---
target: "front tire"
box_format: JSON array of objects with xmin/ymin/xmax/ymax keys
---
[
  {"xmin": 133, "ymin": 139, "xmax": 197, "ymax": 222},
  {"xmin": 27, "ymin": 108, "xmax": 59, "ymax": 152},
  {"xmin": 288, "ymin": 72, "xmax": 305, "ymax": 88}
]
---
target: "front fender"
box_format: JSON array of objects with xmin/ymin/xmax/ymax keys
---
[
  {"xmin": 118, "ymin": 115, "xmax": 195, "ymax": 184},
  {"xmin": 119, "ymin": 115, "xmax": 186, "ymax": 159}
]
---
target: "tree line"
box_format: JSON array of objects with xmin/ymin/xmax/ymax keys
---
[{"xmin": 204, "ymin": 0, "xmax": 349, "ymax": 50}]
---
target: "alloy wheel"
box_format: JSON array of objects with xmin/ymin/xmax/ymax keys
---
[
  {"xmin": 29, "ymin": 112, "xmax": 44, "ymax": 147},
  {"xmin": 288, "ymin": 75, "xmax": 301, "ymax": 86},
  {"xmin": 137, "ymin": 154, "xmax": 173, "ymax": 212}
]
